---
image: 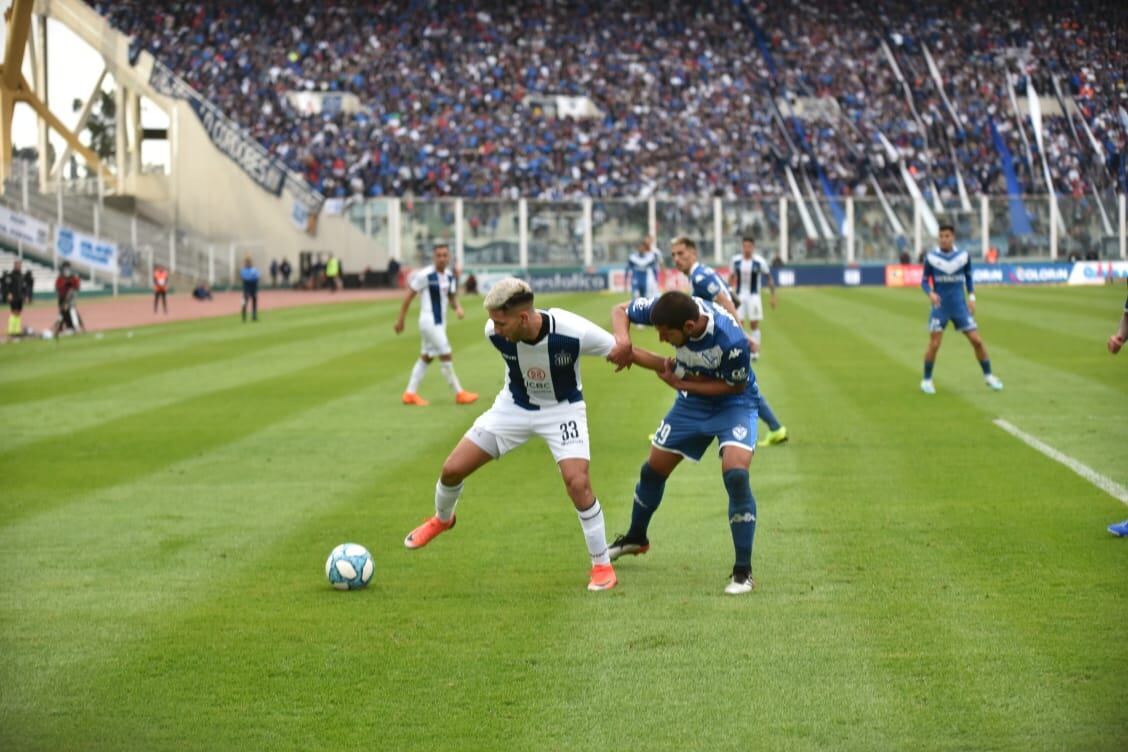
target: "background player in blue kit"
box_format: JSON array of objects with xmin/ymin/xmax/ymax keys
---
[
  {"xmin": 920, "ymin": 222, "xmax": 1004, "ymax": 394},
  {"xmin": 669, "ymin": 237, "xmax": 788, "ymax": 447},
  {"xmin": 626, "ymin": 237, "xmax": 663, "ymax": 299},
  {"xmin": 607, "ymin": 291, "xmax": 762, "ymax": 594}
]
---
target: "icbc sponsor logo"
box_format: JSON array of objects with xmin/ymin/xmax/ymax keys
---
[{"xmin": 527, "ymin": 367, "xmax": 547, "ymax": 381}]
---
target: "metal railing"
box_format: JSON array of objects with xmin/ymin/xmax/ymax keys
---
[{"xmin": 345, "ymin": 194, "xmax": 1127, "ymax": 269}]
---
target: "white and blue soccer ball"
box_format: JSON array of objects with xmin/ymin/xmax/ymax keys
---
[{"xmin": 325, "ymin": 543, "xmax": 374, "ymax": 590}]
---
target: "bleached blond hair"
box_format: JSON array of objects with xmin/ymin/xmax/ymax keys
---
[{"xmin": 483, "ymin": 277, "xmax": 534, "ymax": 311}]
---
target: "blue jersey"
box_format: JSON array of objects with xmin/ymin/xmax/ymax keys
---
[
  {"xmin": 627, "ymin": 295, "xmax": 757, "ymax": 409},
  {"xmin": 240, "ymin": 266, "xmax": 260, "ymax": 293},
  {"xmin": 921, "ymin": 247, "xmax": 973, "ymax": 309},
  {"xmin": 626, "ymin": 251, "xmax": 660, "ymax": 292},
  {"xmin": 687, "ymin": 262, "xmax": 730, "ymax": 302}
]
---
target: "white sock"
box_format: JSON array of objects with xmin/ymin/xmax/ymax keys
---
[
  {"xmin": 440, "ymin": 361, "xmax": 463, "ymax": 393},
  {"xmin": 435, "ymin": 480, "xmax": 463, "ymax": 522},
  {"xmin": 406, "ymin": 359, "xmax": 429, "ymax": 393},
  {"xmin": 577, "ymin": 499, "xmax": 610, "ymax": 565},
  {"xmin": 751, "ymin": 329, "xmax": 762, "ymax": 348}
]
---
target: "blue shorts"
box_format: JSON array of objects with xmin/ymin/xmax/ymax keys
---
[
  {"xmin": 928, "ymin": 304, "xmax": 976, "ymax": 333},
  {"xmin": 651, "ymin": 397, "xmax": 759, "ymax": 462}
]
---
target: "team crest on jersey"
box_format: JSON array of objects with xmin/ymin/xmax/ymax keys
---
[
  {"xmin": 732, "ymin": 425, "xmax": 748, "ymax": 440},
  {"xmin": 526, "ymin": 367, "xmax": 547, "ymax": 380},
  {"xmin": 553, "ymin": 352, "xmax": 574, "ymax": 367}
]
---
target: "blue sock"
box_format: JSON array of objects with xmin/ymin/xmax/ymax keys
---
[
  {"xmin": 627, "ymin": 462, "xmax": 667, "ymax": 541},
  {"xmin": 979, "ymin": 359, "xmax": 991, "ymax": 375},
  {"xmin": 723, "ymin": 468, "xmax": 757, "ymax": 572},
  {"xmin": 758, "ymin": 396, "xmax": 782, "ymax": 432},
  {"xmin": 924, "ymin": 360, "xmax": 935, "ymax": 379}
]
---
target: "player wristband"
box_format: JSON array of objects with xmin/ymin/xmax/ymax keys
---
[{"xmin": 968, "ymin": 293, "xmax": 976, "ymax": 301}]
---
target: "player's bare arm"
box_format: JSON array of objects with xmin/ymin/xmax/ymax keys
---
[
  {"xmin": 449, "ymin": 289, "xmax": 465, "ymax": 319},
  {"xmin": 393, "ymin": 288, "xmax": 417, "ymax": 333},
  {"xmin": 608, "ymin": 302, "xmax": 635, "ymax": 369}
]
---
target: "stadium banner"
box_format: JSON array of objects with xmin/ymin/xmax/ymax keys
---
[
  {"xmin": 886, "ymin": 262, "xmax": 1073, "ymax": 287},
  {"xmin": 773, "ymin": 265, "xmax": 886, "ymax": 287},
  {"xmin": 149, "ymin": 61, "xmax": 324, "ymax": 224},
  {"xmin": 1067, "ymin": 260, "xmax": 1128, "ymax": 285},
  {"xmin": 885, "ymin": 264, "xmax": 924, "ymax": 288},
  {"xmin": 605, "ymin": 268, "xmax": 685, "ymax": 294},
  {"xmin": 525, "ymin": 270, "xmax": 608, "ymax": 293},
  {"xmin": 55, "ymin": 226, "xmax": 117, "ymax": 274},
  {"xmin": 0, "ymin": 205, "xmax": 50, "ymax": 248}
]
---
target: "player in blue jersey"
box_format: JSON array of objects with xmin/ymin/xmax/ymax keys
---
[
  {"xmin": 403, "ymin": 277, "xmax": 618, "ymax": 591},
  {"xmin": 1105, "ymin": 283, "xmax": 1128, "ymax": 536},
  {"xmin": 920, "ymin": 222, "xmax": 1004, "ymax": 394},
  {"xmin": 240, "ymin": 256, "xmax": 259, "ymax": 322},
  {"xmin": 670, "ymin": 237, "xmax": 788, "ymax": 447},
  {"xmin": 626, "ymin": 237, "xmax": 663, "ymax": 299},
  {"xmin": 606, "ymin": 291, "xmax": 762, "ymax": 594},
  {"xmin": 394, "ymin": 244, "xmax": 479, "ymax": 406}
]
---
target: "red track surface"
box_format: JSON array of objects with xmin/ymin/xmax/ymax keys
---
[{"xmin": 15, "ymin": 288, "xmax": 403, "ymax": 334}]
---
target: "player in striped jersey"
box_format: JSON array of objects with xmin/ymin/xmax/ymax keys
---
[
  {"xmin": 920, "ymin": 223, "xmax": 1003, "ymax": 394},
  {"xmin": 393, "ymin": 244, "xmax": 479, "ymax": 406},
  {"xmin": 728, "ymin": 237, "xmax": 776, "ymax": 359},
  {"xmin": 670, "ymin": 237, "xmax": 788, "ymax": 446},
  {"xmin": 403, "ymin": 278, "xmax": 618, "ymax": 591}
]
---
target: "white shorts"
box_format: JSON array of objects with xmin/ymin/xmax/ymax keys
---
[
  {"xmin": 738, "ymin": 292, "xmax": 763, "ymax": 323},
  {"xmin": 465, "ymin": 398, "xmax": 591, "ymax": 463},
  {"xmin": 419, "ymin": 320, "xmax": 452, "ymax": 357}
]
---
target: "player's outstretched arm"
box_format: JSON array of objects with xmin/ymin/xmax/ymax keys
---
[
  {"xmin": 716, "ymin": 291, "xmax": 740, "ymax": 322},
  {"xmin": 608, "ymin": 302, "xmax": 635, "ymax": 370},
  {"xmin": 627, "ymin": 346, "xmax": 668, "ymax": 373},
  {"xmin": 393, "ymin": 288, "xmax": 417, "ymax": 334},
  {"xmin": 1109, "ymin": 310, "xmax": 1128, "ymax": 354},
  {"xmin": 656, "ymin": 364, "xmax": 746, "ymax": 397}
]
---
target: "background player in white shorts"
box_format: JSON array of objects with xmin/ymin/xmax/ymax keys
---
[
  {"xmin": 728, "ymin": 237, "xmax": 776, "ymax": 360},
  {"xmin": 393, "ymin": 244, "xmax": 478, "ymax": 406},
  {"xmin": 403, "ymin": 277, "xmax": 619, "ymax": 591}
]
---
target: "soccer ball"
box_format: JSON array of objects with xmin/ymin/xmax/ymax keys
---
[{"xmin": 325, "ymin": 543, "xmax": 374, "ymax": 590}]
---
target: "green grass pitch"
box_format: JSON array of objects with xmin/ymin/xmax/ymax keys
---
[{"xmin": 1, "ymin": 285, "xmax": 1125, "ymax": 750}]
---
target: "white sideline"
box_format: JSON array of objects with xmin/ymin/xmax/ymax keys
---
[{"xmin": 993, "ymin": 419, "xmax": 1128, "ymax": 506}]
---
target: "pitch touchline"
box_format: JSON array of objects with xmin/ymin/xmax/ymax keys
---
[{"xmin": 993, "ymin": 419, "xmax": 1128, "ymax": 506}]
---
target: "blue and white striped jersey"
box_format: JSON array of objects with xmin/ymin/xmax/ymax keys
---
[
  {"xmin": 687, "ymin": 262, "xmax": 731, "ymax": 302},
  {"xmin": 626, "ymin": 251, "xmax": 660, "ymax": 288},
  {"xmin": 409, "ymin": 265, "xmax": 457, "ymax": 325},
  {"xmin": 731, "ymin": 254, "xmax": 769, "ymax": 295},
  {"xmin": 627, "ymin": 296, "xmax": 757, "ymax": 409},
  {"xmin": 485, "ymin": 308, "xmax": 614, "ymax": 410},
  {"xmin": 921, "ymin": 247, "xmax": 973, "ymax": 308}
]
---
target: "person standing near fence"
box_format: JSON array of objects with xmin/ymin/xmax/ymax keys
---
[
  {"xmin": 241, "ymin": 256, "xmax": 260, "ymax": 323},
  {"xmin": 4, "ymin": 260, "xmax": 31, "ymax": 338},
  {"xmin": 153, "ymin": 264, "xmax": 170, "ymax": 314}
]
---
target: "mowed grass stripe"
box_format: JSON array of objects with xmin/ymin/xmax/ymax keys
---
[
  {"xmin": 777, "ymin": 292, "xmax": 1127, "ymax": 747},
  {"xmin": 806, "ymin": 287, "xmax": 1128, "ymax": 485},
  {"xmin": 0, "ymin": 304, "xmax": 390, "ymax": 403},
  {"xmin": 0, "ymin": 327, "xmax": 480, "ymax": 525},
  {"xmin": 827, "ymin": 286, "xmax": 1124, "ymax": 392},
  {"xmin": 0, "ymin": 299, "xmax": 477, "ymax": 451},
  {"xmin": 0, "ymin": 371, "xmax": 480, "ymax": 748}
]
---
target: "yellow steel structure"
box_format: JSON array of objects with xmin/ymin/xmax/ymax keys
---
[{"xmin": 1, "ymin": 0, "xmax": 107, "ymax": 184}]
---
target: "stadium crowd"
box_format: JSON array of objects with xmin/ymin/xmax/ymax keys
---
[{"xmin": 89, "ymin": 0, "xmax": 1126, "ymax": 203}]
